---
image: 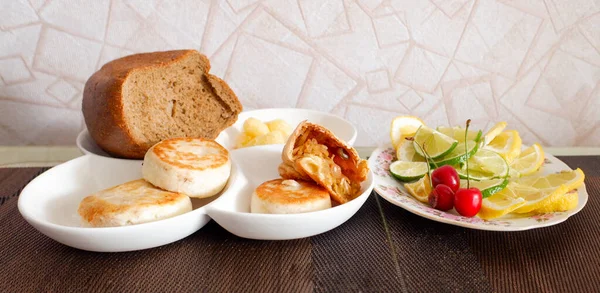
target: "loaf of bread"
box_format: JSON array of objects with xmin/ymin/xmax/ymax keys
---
[{"xmin": 83, "ymin": 50, "xmax": 243, "ymax": 159}]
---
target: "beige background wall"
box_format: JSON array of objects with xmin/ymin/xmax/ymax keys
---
[{"xmin": 0, "ymin": 0, "xmax": 598, "ymax": 147}]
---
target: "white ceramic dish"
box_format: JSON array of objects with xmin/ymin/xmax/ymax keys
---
[
  {"xmin": 19, "ymin": 145, "xmax": 373, "ymax": 251},
  {"xmin": 18, "ymin": 155, "xmax": 235, "ymax": 252},
  {"xmin": 369, "ymin": 145, "xmax": 588, "ymax": 231},
  {"xmin": 207, "ymin": 145, "xmax": 374, "ymax": 240},
  {"xmin": 76, "ymin": 108, "xmax": 357, "ymax": 158}
]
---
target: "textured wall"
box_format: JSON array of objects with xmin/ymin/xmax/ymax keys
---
[{"xmin": 0, "ymin": 0, "xmax": 599, "ymax": 147}]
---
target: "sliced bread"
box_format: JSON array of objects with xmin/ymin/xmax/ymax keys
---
[{"xmin": 83, "ymin": 50, "xmax": 243, "ymax": 159}]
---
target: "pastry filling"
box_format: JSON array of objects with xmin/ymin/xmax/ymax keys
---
[{"xmin": 292, "ymin": 138, "xmax": 361, "ymax": 201}]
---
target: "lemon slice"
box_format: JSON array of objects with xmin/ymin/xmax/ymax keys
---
[
  {"xmin": 390, "ymin": 116, "xmax": 425, "ymax": 149},
  {"xmin": 390, "ymin": 161, "xmax": 429, "ymax": 182},
  {"xmin": 437, "ymin": 126, "xmax": 483, "ymax": 143},
  {"xmin": 535, "ymin": 190, "xmax": 579, "ymax": 213},
  {"xmin": 431, "ymin": 141, "xmax": 478, "ymax": 167},
  {"xmin": 508, "ymin": 182, "xmax": 568, "ymax": 214},
  {"xmin": 413, "ymin": 126, "xmax": 458, "ymax": 159},
  {"xmin": 484, "ymin": 130, "xmax": 522, "ymax": 164},
  {"xmin": 396, "ymin": 139, "xmax": 425, "ymax": 162},
  {"xmin": 458, "ymin": 149, "xmax": 509, "ymax": 180},
  {"xmin": 516, "ymin": 168, "xmax": 585, "ymax": 192},
  {"xmin": 461, "ymin": 177, "xmax": 508, "ymax": 198},
  {"xmin": 478, "ymin": 182, "xmax": 526, "ymax": 220},
  {"xmin": 509, "ymin": 143, "xmax": 545, "ymax": 178},
  {"xmin": 482, "ymin": 121, "xmax": 507, "ymax": 146},
  {"xmin": 404, "ymin": 174, "xmax": 432, "ymax": 203}
]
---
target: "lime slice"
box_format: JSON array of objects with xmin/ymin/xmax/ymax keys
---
[
  {"xmin": 460, "ymin": 178, "xmax": 508, "ymax": 198},
  {"xmin": 458, "ymin": 149, "xmax": 509, "ymax": 180},
  {"xmin": 437, "ymin": 126, "xmax": 483, "ymax": 143},
  {"xmin": 413, "ymin": 126, "xmax": 458, "ymax": 159},
  {"xmin": 396, "ymin": 138, "xmax": 426, "ymax": 162},
  {"xmin": 430, "ymin": 141, "xmax": 478, "ymax": 167},
  {"xmin": 390, "ymin": 161, "xmax": 429, "ymax": 182}
]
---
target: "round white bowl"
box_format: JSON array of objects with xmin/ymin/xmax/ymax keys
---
[
  {"xmin": 18, "ymin": 155, "xmax": 236, "ymax": 252},
  {"xmin": 76, "ymin": 108, "xmax": 357, "ymax": 159}
]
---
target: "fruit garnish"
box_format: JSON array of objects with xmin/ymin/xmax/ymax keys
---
[
  {"xmin": 484, "ymin": 130, "xmax": 522, "ymax": 164},
  {"xmin": 437, "ymin": 126, "xmax": 482, "ymax": 143},
  {"xmin": 396, "ymin": 137, "xmax": 426, "ymax": 162},
  {"xmin": 511, "ymin": 168, "xmax": 584, "ymax": 213},
  {"xmin": 478, "ymin": 182, "xmax": 526, "ymax": 220},
  {"xmin": 457, "ymin": 149, "xmax": 509, "ymax": 180},
  {"xmin": 482, "ymin": 121, "xmax": 507, "ymax": 146},
  {"xmin": 413, "ymin": 125, "xmax": 458, "ymax": 159},
  {"xmin": 461, "ymin": 177, "xmax": 509, "ymax": 198},
  {"xmin": 454, "ymin": 119, "xmax": 482, "ymax": 217},
  {"xmin": 428, "ymin": 184, "xmax": 454, "ymax": 211},
  {"xmin": 509, "ymin": 143, "xmax": 545, "ymax": 178},
  {"xmin": 534, "ymin": 190, "xmax": 579, "ymax": 213},
  {"xmin": 430, "ymin": 140, "xmax": 478, "ymax": 167},
  {"xmin": 404, "ymin": 174, "xmax": 432, "ymax": 203},
  {"xmin": 431, "ymin": 165, "xmax": 460, "ymax": 193},
  {"xmin": 389, "ymin": 161, "xmax": 429, "ymax": 182},
  {"xmin": 390, "ymin": 116, "xmax": 425, "ymax": 149}
]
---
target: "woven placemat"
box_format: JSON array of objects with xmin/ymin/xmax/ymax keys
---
[{"xmin": 0, "ymin": 157, "xmax": 598, "ymax": 292}]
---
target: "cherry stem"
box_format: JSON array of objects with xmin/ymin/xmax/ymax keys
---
[
  {"xmin": 408, "ymin": 137, "xmax": 434, "ymax": 187},
  {"xmin": 465, "ymin": 119, "xmax": 471, "ymax": 189}
]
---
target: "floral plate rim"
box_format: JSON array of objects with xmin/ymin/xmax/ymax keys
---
[{"xmin": 368, "ymin": 145, "xmax": 589, "ymax": 231}]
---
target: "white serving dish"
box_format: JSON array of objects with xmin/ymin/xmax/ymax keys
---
[
  {"xmin": 19, "ymin": 145, "xmax": 373, "ymax": 251},
  {"xmin": 76, "ymin": 108, "xmax": 357, "ymax": 158},
  {"xmin": 369, "ymin": 145, "xmax": 588, "ymax": 231}
]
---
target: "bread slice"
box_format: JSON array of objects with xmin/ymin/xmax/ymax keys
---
[
  {"xmin": 83, "ymin": 50, "xmax": 243, "ymax": 159},
  {"xmin": 78, "ymin": 179, "xmax": 192, "ymax": 227}
]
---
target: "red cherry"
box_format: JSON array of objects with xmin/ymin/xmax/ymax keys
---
[
  {"xmin": 428, "ymin": 184, "xmax": 454, "ymax": 211},
  {"xmin": 431, "ymin": 165, "xmax": 460, "ymax": 192},
  {"xmin": 454, "ymin": 188, "xmax": 482, "ymax": 217}
]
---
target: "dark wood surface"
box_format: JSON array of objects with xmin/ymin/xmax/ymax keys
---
[{"xmin": 1, "ymin": 156, "xmax": 598, "ymax": 292}]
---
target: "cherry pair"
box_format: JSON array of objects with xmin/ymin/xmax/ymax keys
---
[{"xmin": 428, "ymin": 165, "xmax": 482, "ymax": 217}]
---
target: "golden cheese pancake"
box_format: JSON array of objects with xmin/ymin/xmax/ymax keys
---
[
  {"xmin": 142, "ymin": 138, "xmax": 231, "ymax": 198},
  {"xmin": 251, "ymin": 179, "xmax": 332, "ymax": 214},
  {"xmin": 278, "ymin": 121, "xmax": 369, "ymax": 204},
  {"xmin": 78, "ymin": 179, "xmax": 192, "ymax": 227}
]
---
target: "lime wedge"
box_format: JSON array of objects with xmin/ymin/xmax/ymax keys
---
[
  {"xmin": 458, "ymin": 149, "xmax": 509, "ymax": 180},
  {"xmin": 430, "ymin": 140, "xmax": 478, "ymax": 167},
  {"xmin": 437, "ymin": 126, "xmax": 482, "ymax": 143},
  {"xmin": 413, "ymin": 126, "xmax": 458, "ymax": 159},
  {"xmin": 390, "ymin": 161, "xmax": 429, "ymax": 182},
  {"xmin": 460, "ymin": 178, "xmax": 509, "ymax": 198},
  {"xmin": 396, "ymin": 138, "xmax": 426, "ymax": 162}
]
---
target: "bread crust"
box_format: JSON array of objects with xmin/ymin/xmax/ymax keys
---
[{"xmin": 83, "ymin": 50, "xmax": 242, "ymax": 159}]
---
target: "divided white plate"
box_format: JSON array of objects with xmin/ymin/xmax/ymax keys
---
[
  {"xmin": 76, "ymin": 108, "xmax": 357, "ymax": 158},
  {"xmin": 369, "ymin": 145, "xmax": 588, "ymax": 231},
  {"xmin": 19, "ymin": 145, "xmax": 373, "ymax": 251}
]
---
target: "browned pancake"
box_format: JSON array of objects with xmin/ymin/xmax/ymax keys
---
[{"xmin": 251, "ymin": 179, "xmax": 331, "ymax": 214}]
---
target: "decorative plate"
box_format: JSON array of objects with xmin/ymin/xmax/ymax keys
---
[{"xmin": 368, "ymin": 145, "xmax": 589, "ymax": 231}]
